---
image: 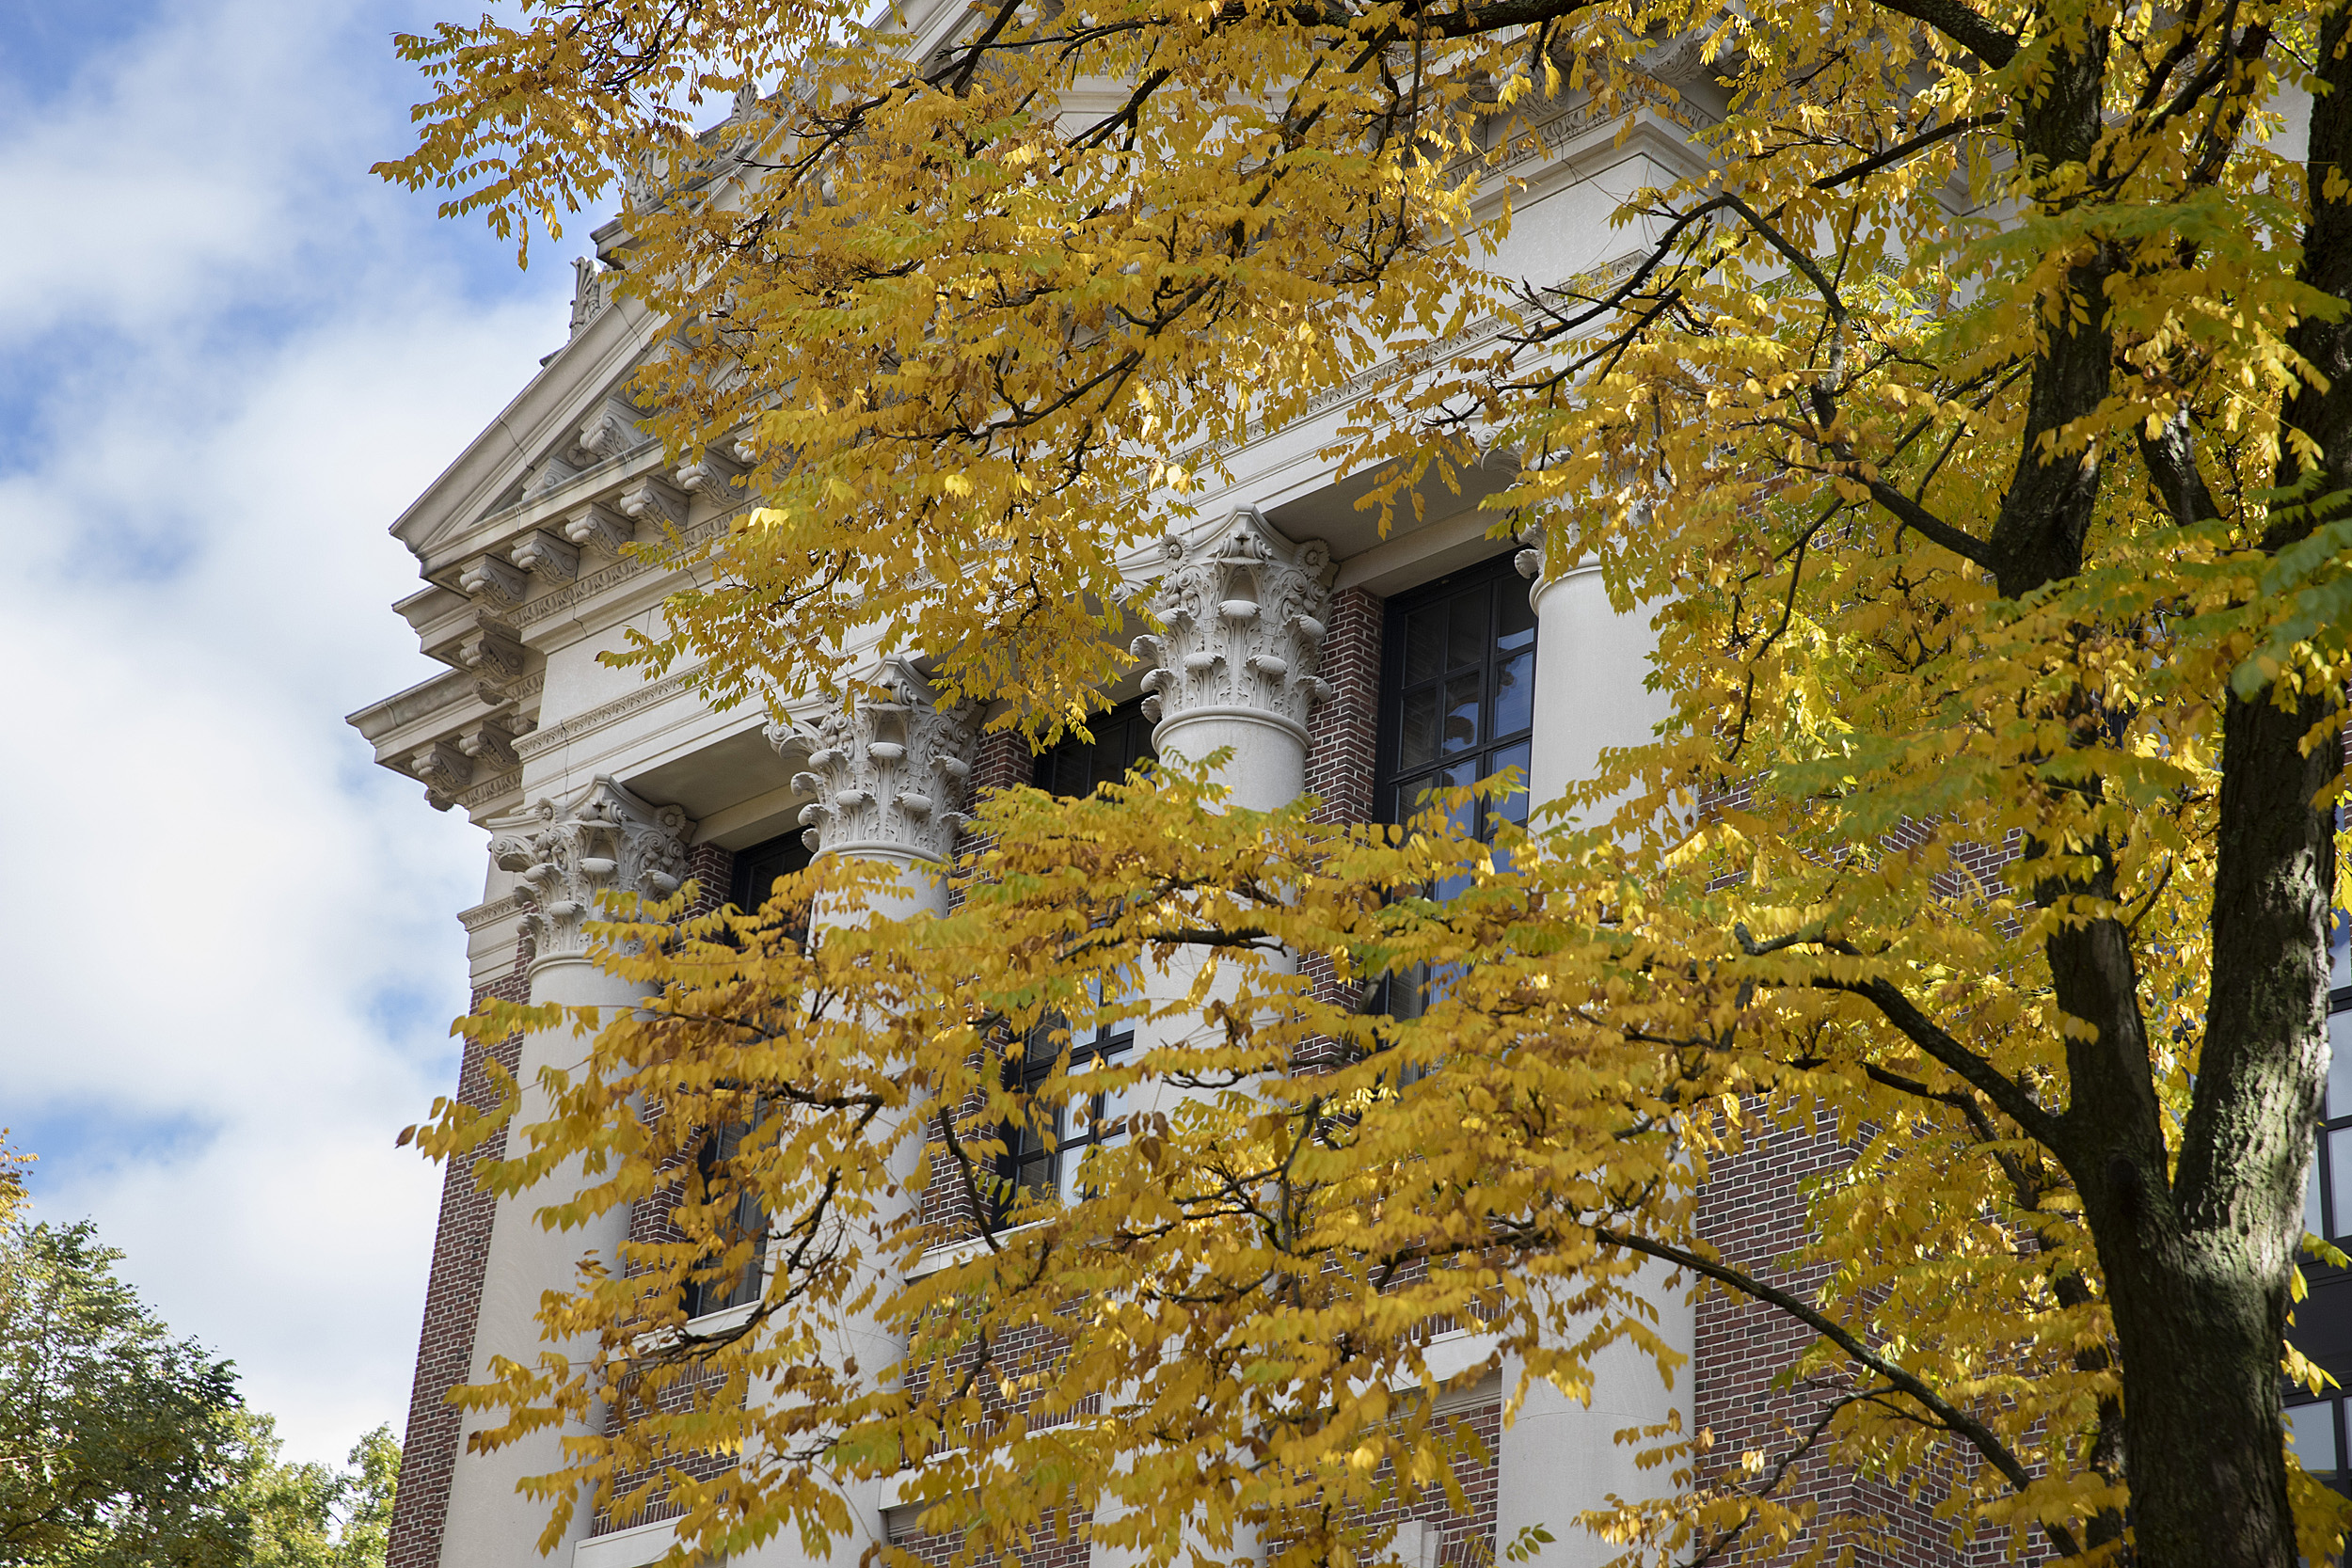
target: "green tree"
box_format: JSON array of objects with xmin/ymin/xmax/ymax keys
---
[
  {"xmin": 231, "ymin": 1415, "xmax": 399, "ymax": 1568},
  {"xmin": 0, "ymin": 1165, "xmax": 248, "ymax": 1567},
  {"xmin": 0, "ymin": 1148, "xmax": 398, "ymax": 1568}
]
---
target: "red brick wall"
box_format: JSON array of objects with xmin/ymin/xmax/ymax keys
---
[
  {"xmin": 387, "ymin": 935, "xmax": 530, "ymax": 1568},
  {"xmin": 1306, "ymin": 587, "xmax": 1384, "ymax": 827},
  {"xmin": 1695, "ymin": 1114, "xmax": 2027, "ymax": 1566},
  {"xmin": 1295, "ymin": 585, "xmax": 1385, "ymax": 1069}
]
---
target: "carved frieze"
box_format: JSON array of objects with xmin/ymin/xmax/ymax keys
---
[
  {"xmin": 1129, "ymin": 509, "xmax": 1337, "ymax": 736},
  {"xmin": 487, "ymin": 777, "xmax": 694, "ymax": 959},
  {"xmin": 773, "ymin": 657, "xmax": 979, "ymax": 863}
]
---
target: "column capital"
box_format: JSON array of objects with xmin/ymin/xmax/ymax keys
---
[
  {"xmin": 1130, "ymin": 507, "xmax": 1337, "ymax": 741},
  {"xmin": 487, "ymin": 776, "xmax": 694, "ymax": 962},
  {"xmin": 773, "ymin": 657, "xmax": 979, "ymax": 864}
]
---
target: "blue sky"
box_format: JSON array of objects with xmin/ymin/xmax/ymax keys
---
[{"xmin": 0, "ymin": 0, "xmax": 585, "ymax": 1466}]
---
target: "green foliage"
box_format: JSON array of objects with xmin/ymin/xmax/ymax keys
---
[
  {"xmin": 231, "ymin": 1415, "xmax": 400, "ymax": 1568},
  {"xmin": 0, "ymin": 1212, "xmax": 247, "ymax": 1567},
  {"xmin": 0, "ymin": 1148, "xmax": 398, "ymax": 1568}
]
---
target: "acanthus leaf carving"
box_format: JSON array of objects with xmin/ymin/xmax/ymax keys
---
[
  {"xmin": 412, "ymin": 740, "xmax": 472, "ymax": 796},
  {"xmin": 458, "ymin": 623, "xmax": 528, "ymax": 702},
  {"xmin": 770, "ymin": 657, "xmax": 978, "ymax": 863},
  {"xmin": 1128, "ymin": 508, "xmax": 1336, "ymax": 734},
  {"xmin": 458, "ymin": 554, "xmax": 531, "ymax": 608},
  {"xmin": 486, "ymin": 776, "xmax": 694, "ymax": 961},
  {"xmin": 674, "ymin": 450, "xmax": 744, "ymax": 507},
  {"xmin": 563, "ymin": 499, "xmax": 637, "ymax": 557},
  {"xmin": 578, "ymin": 395, "xmax": 650, "ymax": 462},
  {"xmin": 620, "ymin": 475, "xmax": 688, "ymax": 534}
]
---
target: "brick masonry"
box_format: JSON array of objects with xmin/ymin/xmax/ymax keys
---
[
  {"xmin": 1691, "ymin": 780, "xmax": 2027, "ymax": 1564},
  {"xmin": 1305, "ymin": 587, "xmax": 1384, "ymax": 828},
  {"xmin": 387, "ymin": 938, "xmax": 530, "ymax": 1568},
  {"xmin": 390, "ymin": 843, "xmax": 741, "ymax": 1566}
]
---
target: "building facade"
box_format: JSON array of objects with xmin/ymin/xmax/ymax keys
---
[{"xmin": 347, "ymin": 27, "xmax": 2352, "ymax": 1568}]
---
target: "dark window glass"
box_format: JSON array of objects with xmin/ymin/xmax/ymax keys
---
[
  {"xmin": 1377, "ymin": 552, "xmax": 1538, "ymax": 840},
  {"xmin": 995, "ymin": 1022, "xmax": 1131, "ymax": 1227},
  {"xmin": 682, "ymin": 1108, "xmax": 767, "ymax": 1318},
  {"xmin": 730, "ymin": 832, "xmax": 812, "ymax": 912},
  {"xmin": 1373, "ymin": 552, "xmax": 1540, "ymax": 1040},
  {"xmin": 1035, "ymin": 697, "xmax": 1156, "ymax": 799}
]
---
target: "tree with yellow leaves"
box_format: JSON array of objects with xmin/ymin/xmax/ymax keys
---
[{"xmin": 380, "ymin": 0, "xmax": 2352, "ymax": 1562}]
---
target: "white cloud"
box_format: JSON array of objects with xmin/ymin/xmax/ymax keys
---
[{"xmin": 0, "ymin": 0, "xmax": 578, "ymax": 1466}]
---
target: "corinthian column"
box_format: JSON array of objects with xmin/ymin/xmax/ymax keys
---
[
  {"xmin": 732, "ymin": 661, "xmax": 980, "ymax": 1568},
  {"xmin": 1130, "ymin": 508, "xmax": 1336, "ymax": 814},
  {"xmin": 440, "ymin": 777, "xmax": 693, "ymax": 1568}
]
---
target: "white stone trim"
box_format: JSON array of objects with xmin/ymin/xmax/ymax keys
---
[
  {"xmin": 514, "ymin": 665, "xmax": 707, "ymax": 762},
  {"xmin": 574, "ymin": 1516, "xmax": 682, "ymax": 1568}
]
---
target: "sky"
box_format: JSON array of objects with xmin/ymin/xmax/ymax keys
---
[{"xmin": 0, "ymin": 0, "xmax": 586, "ymax": 1467}]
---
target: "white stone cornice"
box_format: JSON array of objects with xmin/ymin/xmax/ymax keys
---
[
  {"xmin": 458, "ymin": 554, "xmax": 530, "ymax": 608},
  {"xmin": 619, "ymin": 474, "xmax": 688, "ymax": 533},
  {"xmin": 577, "ymin": 393, "xmax": 649, "ymax": 461},
  {"xmin": 1130, "ymin": 508, "xmax": 1336, "ymax": 737},
  {"xmin": 774, "ymin": 657, "xmax": 979, "ymax": 863},
  {"xmin": 510, "ymin": 530, "xmax": 581, "ymax": 583},
  {"xmin": 458, "ymin": 892, "xmax": 528, "ymax": 933},
  {"xmin": 487, "ymin": 777, "xmax": 694, "ymax": 961},
  {"xmin": 674, "ymin": 451, "xmax": 744, "ymax": 508},
  {"xmin": 563, "ymin": 499, "xmax": 636, "ymax": 557},
  {"xmin": 412, "ymin": 740, "xmax": 472, "ymax": 797}
]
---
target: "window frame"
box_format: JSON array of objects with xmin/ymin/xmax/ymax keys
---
[
  {"xmin": 680, "ymin": 1101, "xmax": 770, "ymax": 1322},
  {"xmin": 1033, "ymin": 693, "xmax": 1157, "ymax": 799},
  {"xmin": 1373, "ymin": 548, "xmax": 1540, "ymax": 841}
]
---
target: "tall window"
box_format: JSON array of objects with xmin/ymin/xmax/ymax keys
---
[
  {"xmin": 996, "ymin": 1020, "xmax": 1132, "ymax": 1225},
  {"xmin": 682, "ymin": 1108, "xmax": 767, "ymax": 1319},
  {"xmin": 1373, "ymin": 553, "xmax": 1539, "ymax": 1029},
  {"xmin": 730, "ymin": 832, "xmax": 811, "ymax": 912},
  {"xmin": 1034, "ymin": 695, "xmax": 1155, "ymax": 798},
  {"xmin": 1376, "ymin": 551, "xmax": 1539, "ymax": 838},
  {"xmin": 983, "ymin": 696, "xmax": 1153, "ymax": 1224},
  {"xmin": 989, "ymin": 700, "xmax": 1152, "ymax": 1225}
]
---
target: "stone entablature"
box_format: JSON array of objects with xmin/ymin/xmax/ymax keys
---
[
  {"xmin": 486, "ymin": 776, "xmax": 694, "ymax": 962},
  {"xmin": 774, "ymin": 657, "xmax": 981, "ymax": 863}
]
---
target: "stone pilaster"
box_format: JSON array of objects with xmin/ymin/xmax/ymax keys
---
[
  {"xmin": 1129, "ymin": 507, "xmax": 1336, "ymax": 813},
  {"xmin": 486, "ymin": 775, "xmax": 694, "ymax": 963}
]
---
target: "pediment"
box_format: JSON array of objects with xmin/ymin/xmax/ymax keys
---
[{"xmin": 390, "ymin": 275, "xmax": 668, "ymax": 574}]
